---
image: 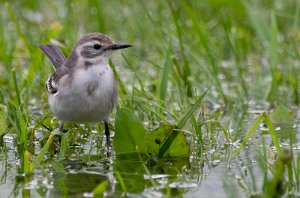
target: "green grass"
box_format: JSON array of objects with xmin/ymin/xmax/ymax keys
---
[{"xmin": 0, "ymin": 0, "xmax": 300, "ymax": 197}]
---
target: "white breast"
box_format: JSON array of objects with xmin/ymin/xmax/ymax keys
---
[{"xmin": 48, "ymin": 63, "xmax": 118, "ymax": 123}]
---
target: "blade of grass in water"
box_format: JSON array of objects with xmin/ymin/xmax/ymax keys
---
[
  {"xmin": 93, "ymin": 180, "xmax": 109, "ymax": 196},
  {"xmin": 30, "ymin": 129, "xmax": 62, "ymax": 172},
  {"xmin": 5, "ymin": 103, "xmax": 28, "ymax": 173},
  {"xmin": 265, "ymin": 152, "xmax": 291, "ymax": 197},
  {"xmin": 115, "ymin": 172, "xmax": 127, "ymax": 192},
  {"xmin": 191, "ymin": 115, "xmax": 203, "ymax": 147},
  {"xmin": 296, "ymin": 154, "xmax": 300, "ymax": 191},
  {"xmin": 232, "ymin": 112, "xmax": 281, "ymax": 160},
  {"xmin": 58, "ymin": 133, "xmax": 68, "ymax": 159},
  {"xmin": 158, "ymin": 89, "xmax": 208, "ymax": 158},
  {"xmin": 12, "ymin": 68, "xmax": 21, "ymax": 107},
  {"xmin": 24, "ymin": 150, "xmax": 31, "ymax": 173},
  {"xmin": 263, "ymin": 112, "xmax": 281, "ymax": 153},
  {"xmin": 231, "ymin": 113, "xmax": 264, "ymax": 160},
  {"xmin": 177, "ymin": 89, "xmax": 208, "ymax": 130},
  {"xmin": 159, "ymin": 52, "xmax": 172, "ymax": 103},
  {"xmin": 201, "ymin": 119, "xmax": 230, "ymax": 143},
  {"xmin": 261, "ymin": 136, "xmax": 268, "ymax": 192},
  {"xmin": 266, "ymin": 12, "xmax": 280, "ymax": 102}
]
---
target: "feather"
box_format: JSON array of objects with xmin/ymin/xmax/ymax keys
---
[
  {"xmin": 39, "ymin": 44, "xmax": 66, "ymax": 69},
  {"xmin": 46, "ymin": 76, "xmax": 58, "ymax": 94}
]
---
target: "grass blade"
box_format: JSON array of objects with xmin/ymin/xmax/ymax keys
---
[
  {"xmin": 231, "ymin": 113, "xmax": 264, "ymax": 160},
  {"xmin": 177, "ymin": 89, "xmax": 208, "ymax": 130},
  {"xmin": 93, "ymin": 180, "xmax": 109, "ymax": 196},
  {"xmin": 263, "ymin": 112, "xmax": 281, "ymax": 154},
  {"xmin": 58, "ymin": 133, "xmax": 68, "ymax": 159},
  {"xmin": 159, "ymin": 52, "xmax": 172, "ymax": 103},
  {"xmin": 12, "ymin": 68, "xmax": 21, "ymax": 107},
  {"xmin": 232, "ymin": 112, "xmax": 282, "ymax": 160},
  {"xmin": 158, "ymin": 89, "xmax": 208, "ymax": 158},
  {"xmin": 30, "ymin": 129, "xmax": 62, "ymax": 172}
]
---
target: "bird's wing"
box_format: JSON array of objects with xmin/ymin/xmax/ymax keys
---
[
  {"xmin": 46, "ymin": 66, "xmax": 69, "ymax": 94},
  {"xmin": 39, "ymin": 44, "xmax": 66, "ymax": 70},
  {"xmin": 46, "ymin": 75, "xmax": 58, "ymax": 94}
]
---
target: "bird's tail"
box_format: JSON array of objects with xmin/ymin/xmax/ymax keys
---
[{"xmin": 38, "ymin": 44, "xmax": 66, "ymax": 70}]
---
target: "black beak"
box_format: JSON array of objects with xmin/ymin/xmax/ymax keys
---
[{"xmin": 104, "ymin": 44, "xmax": 131, "ymax": 51}]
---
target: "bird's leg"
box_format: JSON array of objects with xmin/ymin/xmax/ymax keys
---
[
  {"xmin": 59, "ymin": 121, "xmax": 64, "ymax": 132},
  {"xmin": 59, "ymin": 121, "xmax": 68, "ymax": 133},
  {"xmin": 56, "ymin": 121, "xmax": 65, "ymax": 153},
  {"xmin": 104, "ymin": 121, "xmax": 110, "ymax": 148}
]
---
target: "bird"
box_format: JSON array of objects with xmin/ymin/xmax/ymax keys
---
[{"xmin": 39, "ymin": 32, "xmax": 131, "ymax": 146}]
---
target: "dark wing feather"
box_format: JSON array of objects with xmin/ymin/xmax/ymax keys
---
[
  {"xmin": 46, "ymin": 76, "xmax": 58, "ymax": 94},
  {"xmin": 39, "ymin": 44, "xmax": 66, "ymax": 69},
  {"xmin": 46, "ymin": 66, "xmax": 70, "ymax": 94}
]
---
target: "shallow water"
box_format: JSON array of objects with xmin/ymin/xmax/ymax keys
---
[{"xmin": 0, "ymin": 106, "xmax": 299, "ymax": 197}]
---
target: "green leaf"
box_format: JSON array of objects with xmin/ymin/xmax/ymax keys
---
[
  {"xmin": 113, "ymin": 108, "xmax": 146, "ymax": 155},
  {"xmin": 143, "ymin": 125, "xmax": 189, "ymax": 157}
]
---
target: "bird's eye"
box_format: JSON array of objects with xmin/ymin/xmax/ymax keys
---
[{"xmin": 93, "ymin": 44, "xmax": 102, "ymax": 50}]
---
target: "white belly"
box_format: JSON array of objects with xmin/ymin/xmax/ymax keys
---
[{"xmin": 48, "ymin": 66, "xmax": 118, "ymax": 123}]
